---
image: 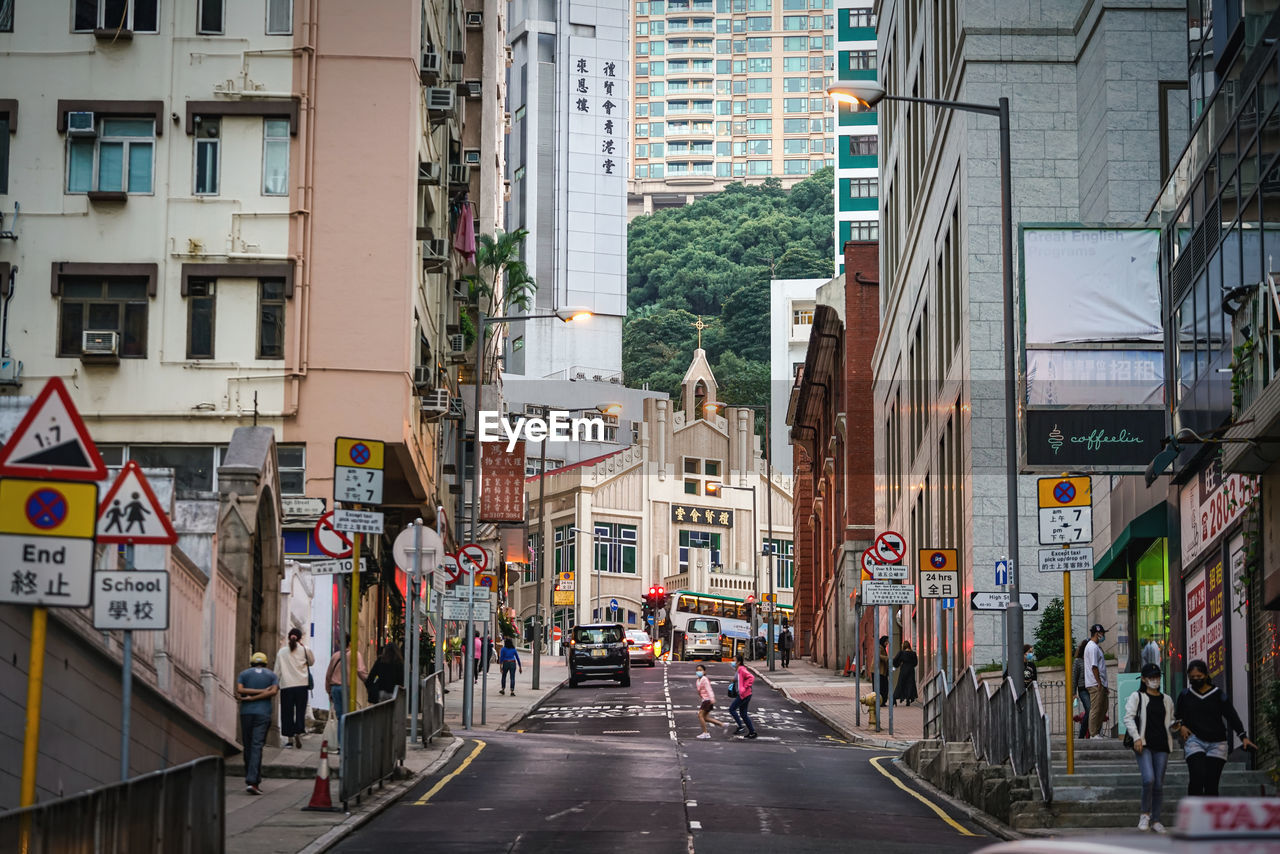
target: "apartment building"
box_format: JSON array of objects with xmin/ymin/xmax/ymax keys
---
[
  {"xmin": 626, "ymin": 0, "xmax": 836, "ymax": 218},
  {"xmin": 768, "ymin": 277, "xmax": 823, "ymax": 473},
  {"xmin": 832, "ymin": 0, "xmax": 876, "ymax": 274}
]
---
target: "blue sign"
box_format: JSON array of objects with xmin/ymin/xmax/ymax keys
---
[
  {"xmin": 646, "ymin": 616, "xmax": 654, "ymax": 624},
  {"xmin": 995, "ymin": 560, "xmax": 1010, "ymax": 587},
  {"xmin": 941, "ymin": 598, "xmax": 955, "ymax": 609},
  {"xmin": 610, "ymin": 598, "xmax": 618, "ymax": 610}
]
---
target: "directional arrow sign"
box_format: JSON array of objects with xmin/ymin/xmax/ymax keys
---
[{"xmin": 970, "ymin": 591, "xmax": 1040, "ymax": 611}]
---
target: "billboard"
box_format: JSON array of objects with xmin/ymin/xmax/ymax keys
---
[{"xmin": 479, "ymin": 441, "xmax": 527, "ymax": 523}]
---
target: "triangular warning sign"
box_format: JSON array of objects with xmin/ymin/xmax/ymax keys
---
[
  {"xmin": 97, "ymin": 460, "xmax": 178, "ymax": 545},
  {"xmin": 0, "ymin": 377, "xmax": 107, "ymax": 481}
]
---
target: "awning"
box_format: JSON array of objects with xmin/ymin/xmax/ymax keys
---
[{"xmin": 1093, "ymin": 503, "xmax": 1168, "ymax": 581}]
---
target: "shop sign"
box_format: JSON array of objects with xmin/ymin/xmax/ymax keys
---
[
  {"xmin": 1185, "ymin": 562, "xmax": 1227, "ymax": 680},
  {"xmin": 1179, "ymin": 461, "xmax": 1258, "ymax": 567}
]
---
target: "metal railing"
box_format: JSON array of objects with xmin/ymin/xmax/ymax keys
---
[
  {"xmin": 922, "ymin": 669, "xmax": 948, "ymax": 739},
  {"xmin": 339, "ymin": 688, "xmax": 406, "ymax": 809},
  {"xmin": 929, "ymin": 666, "xmax": 1054, "ymax": 802},
  {"xmin": 0, "ymin": 756, "xmax": 224, "ymax": 854},
  {"xmin": 419, "ymin": 670, "xmax": 446, "ymax": 744}
]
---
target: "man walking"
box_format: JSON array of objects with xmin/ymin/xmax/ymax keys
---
[
  {"xmin": 236, "ymin": 651, "xmax": 279, "ymax": 795},
  {"xmin": 1084, "ymin": 623, "xmax": 1109, "ymax": 737},
  {"xmin": 779, "ymin": 626, "xmax": 793, "ymax": 668}
]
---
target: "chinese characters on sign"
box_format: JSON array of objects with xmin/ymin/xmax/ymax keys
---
[
  {"xmin": 1184, "ymin": 567, "xmax": 1225, "ymax": 680},
  {"xmin": 480, "ymin": 440, "xmax": 527, "ymax": 522},
  {"xmin": 670, "ymin": 505, "xmax": 734, "ymax": 527},
  {"xmin": 92, "ymin": 570, "xmax": 170, "ymax": 631},
  {"xmin": 1180, "ymin": 462, "xmax": 1258, "ymax": 567},
  {"xmin": 573, "ymin": 56, "xmax": 624, "ymax": 175}
]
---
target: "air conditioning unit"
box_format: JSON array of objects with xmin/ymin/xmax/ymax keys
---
[
  {"xmin": 67, "ymin": 111, "xmax": 96, "ymax": 136},
  {"xmin": 413, "ymin": 364, "xmax": 434, "ymax": 391},
  {"xmin": 418, "ymin": 162, "xmax": 441, "ymax": 185},
  {"xmin": 463, "ymin": 80, "xmax": 482, "ymax": 99},
  {"xmin": 463, "ymin": 148, "xmax": 481, "ymax": 166},
  {"xmin": 448, "ymin": 164, "xmax": 471, "ymax": 186},
  {"xmin": 423, "ymin": 238, "xmax": 447, "ymax": 270},
  {"xmin": 451, "ymin": 279, "xmax": 468, "ymax": 301},
  {"xmin": 0, "ymin": 357, "xmax": 22, "ymax": 386},
  {"xmin": 505, "ymin": 46, "xmax": 513, "ymax": 67},
  {"xmin": 81, "ymin": 330, "xmax": 119, "ymax": 363},
  {"xmin": 420, "ymin": 388, "xmax": 451, "ymax": 415},
  {"xmin": 420, "ymin": 49, "xmax": 442, "ymax": 83},
  {"xmin": 448, "ymin": 395, "xmax": 466, "ymax": 419},
  {"xmin": 466, "ymin": 11, "xmax": 483, "ymax": 28},
  {"xmin": 447, "ymin": 333, "xmax": 468, "ymax": 363},
  {"xmin": 426, "ymin": 87, "xmax": 456, "ymax": 117}
]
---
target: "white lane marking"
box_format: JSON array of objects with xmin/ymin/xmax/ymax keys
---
[
  {"xmin": 689, "ymin": 821, "xmax": 702, "ymax": 830},
  {"xmin": 545, "ymin": 802, "xmax": 588, "ymax": 822},
  {"xmin": 687, "ymin": 800, "xmax": 698, "ymax": 807},
  {"xmin": 603, "ymin": 729, "xmax": 641, "ymax": 734}
]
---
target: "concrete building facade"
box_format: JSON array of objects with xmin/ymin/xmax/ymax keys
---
[{"xmin": 768, "ymin": 277, "xmax": 824, "ymax": 473}]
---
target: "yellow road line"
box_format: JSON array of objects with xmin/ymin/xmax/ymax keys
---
[
  {"xmin": 413, "ymin": 739, "xmax": 486, "ymax": 806},
  {"xmin": 868, "ymin": 756, "xmax": 978, "ymax": 837}
]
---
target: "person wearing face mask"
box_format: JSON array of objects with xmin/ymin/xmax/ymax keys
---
[
  {"xmin": 1083, "ymin": 624, "xmax": 1109, "ymax": 737},
  {"xmin": 1123, "ymin": 663, "xmax": 1175, "ymax": 833},
  {"xmin": 1175, "ymin": 659, "xmax": 1255, "ymax": 796},
  {"xmin": 693, "ymin": 664, "xmax": 724, "ymax": 739},
  {"xmin": 1022, "ymin": 644, "xmax": 1037, "ymax": 692}
]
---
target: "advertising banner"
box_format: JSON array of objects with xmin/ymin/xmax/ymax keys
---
[
  {"xmin": 1179, "ymin": 460, "xmax": 1258, "ymax": 568},
  {"xmin": 480, "ymin": 441, "xmax": 527, "ymax": 523}
]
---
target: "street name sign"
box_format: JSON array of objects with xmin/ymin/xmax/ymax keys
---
[
  {"xmin": 1038, "ymin": 547, "xmax": 1094, "ymax": 573},
  {"xmin": 309, "ymin": 558, "xmax": 356, "ymax": 575},
  {"xmin": 1038, "ymin": 505, "xmax": 1093, "ymax": 545},
  {"xmin": 93, "ymin": 570, "xmax": 170, "ymax": 631},
  {"xmin": 334, "ymin": 437, "xmax": 385, "ymax": 505},
  {"xmin": 920, "ymin": 570, "xmax": 958, "ymax": 599},
  {"xmin": 333, "ymin": 509, "xmax": 384, "ymax": 535},
  {"xmin": 862, "ymin": 581, "xmax": 914, "ymax": 605},
  {"xmin": 971, "ymin": 591, "xmax": 1040, "ymax": 611},
  {"xmin": 281, "ymin": 497, "xmax": 326, "ymax": 517},
  {"xmin": 0, "ymin": 478, "xmax": 99, "ymax": 608}
]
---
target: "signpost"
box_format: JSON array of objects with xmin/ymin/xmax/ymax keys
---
[
  {"xmin": 457, "ymin": 543, "xmax": 488, "ymax": 730},
  {"xmin": 970, "ymin": 591, "xmax": 1040, "ymax": 611},
  {"xmin": 333, "ymin": 437, "xmax": 384, "ymax": 716},
  {"xmin": 873, "ymin": 530, "xmax": 906, "ymax": 564},
  {"xmin": 313, "ymin": 512, "xmax": 354, "ymax": 559},
  {"xmin": 333, "ymin": 509, "xmax": 384, "ymax": 536}
]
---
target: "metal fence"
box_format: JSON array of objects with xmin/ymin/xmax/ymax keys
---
[
  {"xmin": 0, "ymin": 756, "xmax": 224, "ymax": 854},
  {"xmin": 926, "ymin": 667, "xmax": 1054, "ymax": 803},
  {"xmin": 419, "ymin": 670, "xmax": 446, "ymax": 744},
  {"xmin": 339, "ymin": 687, "xmax": 407, "ymax": 809}
]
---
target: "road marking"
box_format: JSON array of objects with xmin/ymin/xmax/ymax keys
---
[
  {"xmin": 546, "ymin": 802, "xmax": 588, "ymax": 821},
  {"xmin": 689, "ymin": 820, "xmax": 702, "ymax": 830},
  {"xmin": 603, "ymin": 729, "xmax": 641, "ymax": 734},
  {"xmin": 868, "ymin": 756, "xmax": 978, "ymax": 837},
  {"xmin": 413, "ymin": 739, "xmax": 486, "ymax": 805}
]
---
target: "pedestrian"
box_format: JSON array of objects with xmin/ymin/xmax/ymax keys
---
[
  {"xmin": 274, "ymin": 627, "xmax": 314, "ymax": 749},
  {"xmin": 324, "ymin": 635, "xmax": 367, "ymax": 750},
  {"xmin": 1175, "ymin": 659, "xmax": 1255, "ymax": 796},
  {"xmin": 1142, "ymin": 637, "xmax": 1162, "ymax": 669},
  {"xmin": 366, "ymin": 643, "xmax": 403, "ymax": 703},
  {"xmin": 892, "ymin": 640, "xmax": 918, "ymax": 706},
  {"xmin": 727, "ymin": 652, "xmax": 757, "ymax": 739},
  {"xmin": 236, "ymin": 651, "xmax": 279, "ymax": 795},
  {"xmin": 1084, "ymin": 623, "xmax": 1109, "ymax": 737},
  {"xmin": 499, "ymin": 637, "xmax": 523, "ymax": 695},
  {"xmin": 877, "ymin": 636, "xmax": 890, "ymax": 707},
  {"xmin": 1072, "ymin": 639, "xmax": 1091, "ymax": 739},
  {"xmin": 446, "ymin": 634, "xmax": 460, "ymax": 680},
  {"xmin": 694, "ymin": 663, "xmax": 725, "ymax": 738},
  {"xmin": 1022, "ymin": 644, "xmax": 1038, "ymax": 692},
  {"xmin": 779, "ymin": 626, "xmax": 793, "ymax": 668},
  {"xmin": 1124, "ymin": 662, "xmax": 1176, "ymax": 833},
  {"xmin": 473, "ymin": 632, "xmax": 484, "ymax": 682}
]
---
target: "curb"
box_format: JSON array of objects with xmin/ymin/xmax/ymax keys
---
[
  {"xmin": 890, "ymin": 756, "xmax": 1024, "ymax": 842},
  {"xmin": 298, "ymin": 736, "xmax": 464, "ymax": 854},
  {"xmin": 748, "ymin": 665, "xmax": 912, "ymax": 751},
  {"xmin": 501, "ymin": 677, "xmax": 566, "ymax": 731}
]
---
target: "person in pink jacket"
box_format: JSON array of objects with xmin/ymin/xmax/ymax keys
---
[
  {"xmin": 728, "ymin": 653, "xmax": 757, "ymax": 738},
  {"xmin": 694, "ymin": 664, "xmax": 725, "ymax": 739}
]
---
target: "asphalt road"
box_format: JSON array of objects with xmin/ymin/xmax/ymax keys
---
[{"xmin": 332, "ymin": 661, "xmax": 992, "ymax": 853}]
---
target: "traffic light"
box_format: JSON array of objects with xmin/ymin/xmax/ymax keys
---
[
  {"xmin": 646, "ymin": 585, "xmax": 668, "ymax": 617},
  {"xmin": 745, "ymin": 593, "xmax": 756, "ymax": 621}
]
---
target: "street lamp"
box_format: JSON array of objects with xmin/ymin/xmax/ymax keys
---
[
  {"xmin": 706, "ymin": 480, "xmax": 766, "ymax": 660},
  {"xmin": 827, "ymin": 80, "xmax": 1024, "ymax": 676}
]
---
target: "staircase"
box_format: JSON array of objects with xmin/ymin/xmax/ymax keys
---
[{"xmin": 1009, "ymin": 737, "xmax": 1273, "ymax": 831}]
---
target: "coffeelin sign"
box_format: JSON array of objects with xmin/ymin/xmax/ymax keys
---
[
  {"xmin": 1023, "ymin": 408, "xmax": 1166, "ymax": 471},
  {"xmin": 477, "ymin": 410, "xmax": 607, "ymax": 452}
]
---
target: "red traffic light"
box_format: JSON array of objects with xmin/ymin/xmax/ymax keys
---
[
  {"xmin": 656, "ymin": 586, "xmax": 665, "ymax": 596},
  {"xmin": 647, "ymin": 585, "xmax": 659, "ymax": 598},
  {"xmin": 745, "ymin": 594, "xmax": 756, "ymax": 604}
]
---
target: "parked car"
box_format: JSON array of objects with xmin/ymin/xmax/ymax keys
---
[
  {"xmin": 568, "ymin": 623, "xmax": 631, "ymax": 687},
  {"xmin": 625, "ymin": 630, "xmax": 657, "ymax": 667}
]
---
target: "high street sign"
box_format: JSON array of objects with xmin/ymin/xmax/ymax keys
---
[{"xmin": 971, "ymin": 591, "xmax": 1040, "ymax": 611}]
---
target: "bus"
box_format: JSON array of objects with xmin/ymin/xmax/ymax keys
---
[{"xmin": 660, "ymin": 590, "xmax": 793, "ymax": 662}]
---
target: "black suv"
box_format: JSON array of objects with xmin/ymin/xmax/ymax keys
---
[{"xmin": 568, "ymin": 623, "xmax": 631, "ymax": 687}]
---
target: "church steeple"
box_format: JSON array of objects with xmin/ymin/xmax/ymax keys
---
[{"xmin": 680, "ymin": 339, "xmax": 719, "ymax": 420}]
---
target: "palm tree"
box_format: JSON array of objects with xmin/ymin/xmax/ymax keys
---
[{"xmin": 463, "ymin": 228, "xmax": 538, "ymax": 315}]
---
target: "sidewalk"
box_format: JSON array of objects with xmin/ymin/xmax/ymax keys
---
[
  {"xmin": 224, "ymin": 650, "xmax": 565, "ymax": 854},
  {"xmin": 749, "ymin": 657, "xmax": 923, "ymax": 749}
]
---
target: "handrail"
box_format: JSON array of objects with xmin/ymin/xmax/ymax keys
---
[
  {"xmin": 419, "ymin": 670, "xmax": 446, "ymax": 744},
  {"xmin": 339, "ymin": 688, "xmax": 406, "ymax": 809}
]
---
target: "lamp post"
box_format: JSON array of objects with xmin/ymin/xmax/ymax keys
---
[
  {"xmin": 706, "ymin": 480, "xmax": 764, "ymax": 660},
  {"xmin": 827, "ymin": 81, "xmax": 1023, "ymax": 677},
  {"xmin": 570, "ymin": 526, "xmax": 632, "ymax": 622}
]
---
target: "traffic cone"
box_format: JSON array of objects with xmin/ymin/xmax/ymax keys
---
[
  {"xmin": 301, "ymin": 739, "xmax": 339, "ymax": 812},
  {"xmin": 843, "ymin": 655, "xmax": 853, "ymax": 677}
]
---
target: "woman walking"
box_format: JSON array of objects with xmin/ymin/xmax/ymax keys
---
[
  {"xmin": 1176, "ymin": 659, "xmax": 1255, "ymax": 796},
  {"xmin": 1072, "ymin": 640, "xmax": 1091, "ymax": 739},
  {"xmin": 274, "ymin": 627, "xmax": 314, "ymax": 748},
  {"xmin": 499, "ymin": 637, "xmax": 523, "ymax": 695},
  {"xmin": 728, "ymin": 653, "xmax": 757, "ymax": 739},
  {"xmin": 694, "ymin": 663, "xmax": 725, "ymax": 738},
  {"xmin": 366, "ymin": 643, "xmax": 404, "ymax": 703},
  {"xmin": 877, "ymin": 636, "xmax": 890, "ymax": 707},
  {"xmin": 892, "ymin": 641, "xmax": 918, "ymax": 706},
  {"xmin": 1124, "ymin": 662, "xmax": 1175, "ymax": 833}
]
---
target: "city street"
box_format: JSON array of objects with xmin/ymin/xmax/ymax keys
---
[{"xmin": 332, "ymin": 662, "xmax": 991, "ymax": 852}]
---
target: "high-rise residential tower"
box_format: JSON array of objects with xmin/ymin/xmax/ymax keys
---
[{"xmin": 832, "ymin": 0, "xmax": 876, "ymax": 275}]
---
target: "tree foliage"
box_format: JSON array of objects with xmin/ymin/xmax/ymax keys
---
[{"xmin": 624, "ymin": 168, "xmax": 834, "ymax": 402}]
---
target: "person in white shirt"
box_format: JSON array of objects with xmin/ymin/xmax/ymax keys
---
[
  {"xmin": 274, "ymin": 627, "xmax": 315, "ymax": 749},
  {"xmin": 1084, "ymin": 623, "xmax": 1108, "ymax": 737},
  {"xmin": 1141, "ymin": 637, "xmax": 1161, "ymax": 668}
]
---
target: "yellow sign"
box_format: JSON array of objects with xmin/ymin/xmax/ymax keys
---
[
  {"xmin": 559, "ymin": 572, "xmax": 575, "ymax": 582},
  {"xmin": 475, "ymin": 572, "xmax": 496, "ymax": 588},
  {"xmin": 0, "ymin": 479, "xmax": 99, "ymax": 539},
  {"xmin": 919, "ymin": 548, "xmax": 958, "ymax": 573},
  {"xmin": 334, "ymin": 437, "xmax": 385, "ymax": 471},
  {"xmin": 553, "ymin": 590, "xmax": 575, "ymax": 606},
  {"xmin": 1037, "ymin": 476, "xmax": 1091, "ymax": 508}
]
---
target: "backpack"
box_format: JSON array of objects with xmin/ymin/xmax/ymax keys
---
[{"xmin": 727, "ymin": 674, "xmax": 738, "ymax": 699}]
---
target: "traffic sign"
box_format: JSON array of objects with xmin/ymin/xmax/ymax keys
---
[
  {"xmin": 860, "ymin": 548, "xmax": 882, "ymax": 580},
  {"xmin": 0, "ymin": 479, "xmax": 99, "ymax": 608},
  {"xmin": 308, "ymin": 558, "xmax": 356, "ymax": 575},
  {"xmin": 97, "ymin": 461, "xmax": 178, "ymax": 545},
  {"xmin": 0, "ymin": 377, "xmax": 107, "ymax": 481},
  {"xmin": 335, "ymin": 437, "xmax": 384, "ymax": 470},
  {"xmin": 995, "ymin": 559, "xmax": 1011, "ymax": 587},
  {"xmin": 552, "ymin": 626, "xmax": 562, "ymax": 641},
  {"xmin": 557, "ymin": 579, "xmax": 576, "ymax": 592},
  {"xmin": 764, "ymin": 593, "xmax": 776, "ymax": 604},
  {"xmin": 1037, "ymin": 547, "xmax": 1094, "ymax": 573},
  {"xmin": 874, "ymin": 531, "xmax": 906, "ymax": 564},
  {"xmin": 941, "ymin": 598, "xmax": 956, "ymax": 609},
  {"xmin": 92, "ymin": 570, "xmax": 170, "ymax": 630},
  {"xmin": 919, "ymin": 548, "xmax": 957, "ymax": 572},
  {"xmin": 1038, "ymin": 505, "xmax": 1093, "ymax": 545},
  {"xmin": 333, "ymin": 508, "xmax": 384, "ymax": 535},
  {"xmin": 553, "ymin": 590, "xmax": 575, "ymax": 605},
  {"xmin": 476, "ymin": 573, "xmax": 496, "ymax": 589},
  {"xmin": 610, "ymin": 598, "xmax": 619, "ymax": 609},
  {"xmin": 334, "ymin": 437, "xmax": 385, "ymax": 504},
  {"xmin": 871, "ymin": 564, "xmax": 908, "ymax": 580},
  {"xmin": 445, "ymin": 587, "xmax": 490, "ymax": 600},
  {"xmin": 862, "ymin": 581, "xmax": 914, "ymax": 605},
  {"xmin": 458, "ymin": 543, "xmax": 488, "ymax": 571},
  {"xmin": 0, "ymin": 480, "xmax": 97, "ymax": 539},
  {"xmin": 1037, "ymin": 476, "xmax": 1091, "ymax": 508},
  {"xmin": 313, "ymin": 512, "xmax": 353, "ymax": 558},
  {"xmin": 444, "ymin": 598, "xmax": 490, "ymax": 621},
  {"xmin": 970, "ymin": 591, "xmax": 1040, "ymax": 611},
  {"xmin": 920, "ymin": 570, "xmax": 958, "ymax": 599}
]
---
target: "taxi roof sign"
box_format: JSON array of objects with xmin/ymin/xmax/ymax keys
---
[
  {"xmin": 1177, "ymin": 797, "xmax": 1280, "ymax": 838},
  {"xmin": 0, "ymin": 377, "xmax": 107, "ymax": 481},
  {"xmin": 1037, "ymin": 476, "xmax": 1091, "ymax": 508}
]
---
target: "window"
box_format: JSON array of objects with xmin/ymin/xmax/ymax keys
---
[
  {"xmin": 594, "ymin": 524, "xmax": 638, "ymax": 574},
  {"xmin": 793, "ymin": 307, "xmax": 813, "ymax": 324},
  {"xmin": 783, "ymin": 138, "xmax": 808, "ymax": 153},
  {"xmin": 745, "ymin": 119, "xmax": 771, "ymax": 134},
  {"xmin": 650, "ymin": 102, "xmax": 665, "ymax": 116},
  {"xmin": 186, "ymin": 279, "xmax": 215, "ymax": 359},
  {"xmin": 747, "ymin": 160, "xmax": 771, "ymax": 175},
  {"xmin": 732, "ymin": 60, "xmax": 745, "ymax": 73},
  {"xmin": 745, "ymin": 78, "xmax": 771, "ymax": 94},
  {"xmin": 198, "ymin": 0, "xmax": 223, "ymax": 33},
  {"xmin": 746, "ymin": 138, "xmax": 771, "ymax": 154},
  {"xmin": 651, "ymin": 122, "xmax": 664, "ymax": 136},
  {"xmin": 809, "ymin": 97, "xmax": 824, "ymax": 112},
  {"xmin": 262, "ymin": 118, "xmax": 289, "ymax": 195},
  {"xmin": 747, "ymin": 16, "xmax": 769, "ymax": 30},
  {"xmin": 67, "ymin": 118, "xmax": 155, "ymax": 195},
  {"xmin": 193, "ymin": 116, "xmax": 220, "ymax": 195},
  {"xmin": 716, "ymin": 162, "xmax": 731, "ymax": 176},
  {"xmin": 783, "ymin": 98, "xmax": 807, "ymax": 112},
  {"xmin": 850, "ymin": 221, "xmax": 878, "ymax": 240},
  {"xmin": 74, "ymin": 0, "xmax": 158, "ymax": 32},
  {"xmin": 636, "ymin": 82, "xmax": 649, "ymax": 97},
  {"xmin": 746, "ymin": 37, "xmax": 770, "ymax": 52},
  {"xmin": 782, "ymin": 117, "xmax": 807, "ymax": 133},
  {"xmin": 733, "ymin": 161, "xmax": 745, "ymax": 176},
  {"xmin": 716, "ymin": 101, "xmax": 730, "ymax": 115},
  {"xmin": 635, "ymin": 164, "xmax": 649, "ymax": 177},
  {"xmin": 637, "ymin": 1, "xmax": 649, "ymax": 12},
  {"xmin": 784, "ymin": 159, "xmax": 808, "ymax": 174},
  {"xmin": 783, "ymin": 0, "xmax": 806, "ymax": 8},
  {"xmin": 783, "ymin": 36, "xmax": 807, "ymax": 50},
  {"xmin": 650, "ymin": 142, "xmax": 664, "ymax": 156},
  {"xmin": 747, "ymin": 99, "xmax": 770, "ymax": 114},
  {"xmin": 266, "ymin": 0, "xmax": 292, "ymax": 34},
  {"xmin": 679, "ymin": 530, "xmax": 722, "ymax": 569},
  {"xmin": 554, "ymin": 525, "xmax": 576, "ymax": 575},
  {"xmin": 637, "ymin": 41, "xmax": 649, "ymax": 54},
  {"xmin": 716, "ymin": 59, "xmax": 731, "ymax": 73},
  {"xmin": 636, "ymin": 122, "xmax": 649, "ymax": 136},
  {"xmin": 850, "ymin": 176, "xmax": 877, "ymax": 197},
  {"xmin": 636, "ymin": 143, "xmax": 648, "ymax": 158},
  {"xmin": 848, "ymin": 8, "xmax": 874, "ymax": 27},
  {"xmin": 257, "ymin": 278, "xmax": 286, "ymax": 359},
  {"xmin": 57, "ymin": 277, "xmax": 148, "ymax": 358},
  {"xmin": 746, "ymin": 0, "xmax": 770, "ymax": 8},
  {"xmin": 0, "ymin": 0, "xmax": 10, "ymax": 31},
  {"xmin": 278, "ymin": 444, "xmax": 305, "ymax": 494},
  {"xmin": 783, "ymin": 77, "xmax": 807, "ymax": 92},
  {"xmin": 849, "ymin": 49, "xmax": 876, "ymax": 70},
  {"xmin": 782, "ymin": 14, "xmax": 807, "ymax": 29},
  {"xmin": 525, "ymin": 533, "xmax": 541, "ymax": 583},
  {"xmin": 747, "ymin": 57, "xmax": 770, "ymax": 71},
  {"xmin": 783, "ymin": 57, "xmax": 806, "ymax": 71},
  {"xmin": 135, "ymin": 445, "xmax": 218, "ymax": 495},
  {"xmin": 769, "ymin": 539, "xmax": 795, "ymax": 588},
  {"xmin": 637, "ymin": 21, "xmax": 649, "ymax": 34},
  {"xmin": 651, "ymin": 163, "xmax": 665, "ymax": 177},
  {"xmin": 684, "ymin": 478, "xmax": 701, "ymax": 495}
]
